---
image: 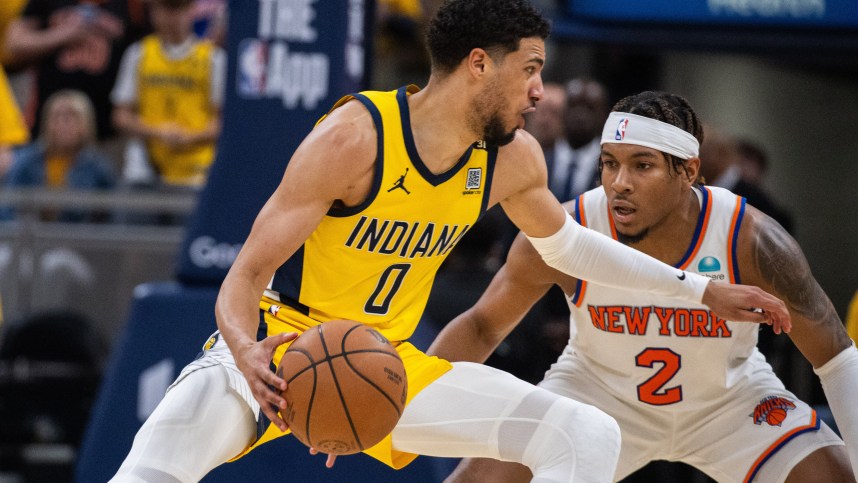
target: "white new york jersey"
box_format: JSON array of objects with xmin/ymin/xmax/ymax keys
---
[{"xmin": 567, "ymin": 185, "xmax": 763, "ymax": 411}]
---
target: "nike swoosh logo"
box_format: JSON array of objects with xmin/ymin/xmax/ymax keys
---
[{"xmin": 677, "ymin": 272, "xmax": 686, "ymax": 281}]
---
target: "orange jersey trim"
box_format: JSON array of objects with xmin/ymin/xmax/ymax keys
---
[
  {"xmin": 571, "ymin": 194, "xmax": 588, "ymax": 307},
  {"xmin": 743, "ymin": 410, "xmax": 820, "ymax": 483}
]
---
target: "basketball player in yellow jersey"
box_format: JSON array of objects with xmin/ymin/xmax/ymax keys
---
[
  {"xmin": 112, "ymin": 0, "xmax": 224, "ymax": 188},
  {"xmin": 111, "ymin": 2, "xmax": 791, "ymax": 482}
]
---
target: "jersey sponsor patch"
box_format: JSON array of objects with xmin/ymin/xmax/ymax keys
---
[
  {"xmin": 698, "ymin": 256, "xmax": 721, "ymax": 272},
  {"xmin": 466, "ymin": 168, "xmax": 482, "ymax": 190}
]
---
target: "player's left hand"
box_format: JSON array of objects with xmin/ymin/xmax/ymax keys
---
[
  {"xmin": 701, "ymin": 281, "xmax": 791, "ymax": 334},
  {"xmin": 309, "ymin": 447, "xmax": 337, "ymax": 468}
]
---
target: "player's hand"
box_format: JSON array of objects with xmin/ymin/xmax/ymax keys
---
[
  {"xmin": 701, "ymin": 282, "xmax": 791, "ymax": 334},
  {"xmin": 233, "ymin": 332, "xmax": 298, "ymax": 431},
  {"xmin": 309, "ymin": 447, "xmax": 338, "ymax": 468}
]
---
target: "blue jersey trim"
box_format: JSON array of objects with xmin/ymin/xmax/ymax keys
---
[
  {"xmin": 479, "ymin": 145, "xmax": 498, "ymax": 216},
  {"xmin": 328, "ymin": 93, "xmax": 385, "ymax": 218},
  {"xmin": 270, "ymin": 245, "xmax": 308, "ymax": 310},
  {"xmin": 675, "ymin": 186, "xmax": 710, "ymax": 268},
  {"xmin": 397, "ymin": 86, "xmax": 473, "ymax": 186},
  {"xmin": 745, "ymin": 413, "xmax": 820, "ymax": 483},
  {"xmin": 731, "ymin": 197, "xmax": 747, "ymax": 285}
]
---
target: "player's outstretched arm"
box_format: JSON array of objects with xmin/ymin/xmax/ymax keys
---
[{"xmin": 739, "ymin": 207, "xmax": 858, "ymax": 474}]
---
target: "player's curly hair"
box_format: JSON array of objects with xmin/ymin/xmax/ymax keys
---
[
  {"xmin": 610, "ymin": 91, "xmax": 705, "ymax": 181},
  {"xmin": 426, "ymin": 0, "xmax": 550, "ymax": 74}
]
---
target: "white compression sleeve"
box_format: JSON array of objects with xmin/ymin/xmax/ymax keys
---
[
  {"xmin": 814, "ymin": 343, "xmax": 858, "ymax": 476},
  {"xmin": 526, "ymin": 213, "xmax": 709, "ymax": 303}
]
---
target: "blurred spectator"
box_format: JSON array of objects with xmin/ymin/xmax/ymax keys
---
[
  {"xmin": 699, "ymin": 127, "xmax": 794, "ymax": 233},
  {"xmin": 525, "ymin": 81, "xmax": 566, "ymax": 153},
  {"xmin": 1, "ymin": 89, "xmax": 116, "ymax": 222},
  {"xmin": 547, "ymin": 77, "xmax": 608, "ymax": 202},
  {"xmin": 734, "ymin": 137, "xmax": 794, "ymax": 233},
  {"xmin": 698, "ymin": 124, "xmax": 739, "ymax": 186},
  {"xmin": 0, "ymin": 0, "xmax": 31, "ymax": 176},
  {"xmin": 111, "ymin": 0, "xmax": 225, "ymax": 190},
  {"xmin": 0, "ymin": 0, "xmax": 27, "ymax": 62},
  {"xmin": 373, "ymin": 0, "xmax": 429, "ymax": 89},
  {"xmin": 3, "ymin": 0, "xmax": 134, "ymax": 140}
]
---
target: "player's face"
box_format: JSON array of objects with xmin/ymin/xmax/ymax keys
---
[
  {"xmin": 600, "ymin": 143, "xmax": 688, "ymax": 244},
  {"xmin": 472, "ymin": 38, "xmax": 545, "ymax": 146}
]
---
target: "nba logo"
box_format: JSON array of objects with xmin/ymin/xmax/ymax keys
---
[
  {"xmin": 615, "ymin": 118, "xmax": 629, "ymax": 140},
  {"xmin": 237, "ymin": 39, "xmax": 268, "ymax": 98}
]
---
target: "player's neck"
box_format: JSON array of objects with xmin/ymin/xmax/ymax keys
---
[
  {"xmin": 628, "ymin": 190, "xmax": 701, "ymax": 265},
  {"xmin": 408, "ymin": 79, "xmax": 482, "ymax": 174}
]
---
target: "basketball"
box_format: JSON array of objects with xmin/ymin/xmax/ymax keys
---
[
  {"xmin": 766, "ymin": 408, "xmax": 787, "ymax": 426},
  {"xmin": 277, "ymin": 319, "xmax": 408, "ymax": 455}
]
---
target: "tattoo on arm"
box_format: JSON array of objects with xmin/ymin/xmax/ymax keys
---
[{"xmin": 752, "ymin": 217, "xmax": 837, "ymax": 324}]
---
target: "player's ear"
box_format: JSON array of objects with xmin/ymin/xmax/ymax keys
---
[
  {"xmin": 467, "ymin": 48, "xmax": 490, "ymax": 77},
  {"xmin": 685, "ymin": 156, "xmax": 701, "ymax": 185}
]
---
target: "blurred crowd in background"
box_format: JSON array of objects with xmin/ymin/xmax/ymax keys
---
[{"xmin": 0, "ymin": 1, "xmax": 856, "ymax": 482}]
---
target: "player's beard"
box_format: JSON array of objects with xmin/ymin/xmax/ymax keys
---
[
  {"xmin": 471, "ymin": 83, "xmax": 517, "ymax": 146},
  {"xmin": 617, "ymin": 228, "xmax": 648, "ymax": 245},
  {"xmin": 483, "ymin": 114, "xmax": 517, "ymax": 146}
]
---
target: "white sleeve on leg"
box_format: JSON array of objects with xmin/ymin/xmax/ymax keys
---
[
  {"xmin": 526, "ymin": 213, "xmax": 709, "ymax": 303},
  {"xmin": 814, "ymin": 343, "xmax": 858, "ymax": 476}
]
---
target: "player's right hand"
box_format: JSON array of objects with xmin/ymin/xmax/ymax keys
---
[
  {"xmin": 233, "ymin": 332, "xmax": 297, "ymax": 432},
  {"xmin": 701, "ymin": 282, "xmax": 792, "ymax": 334}
]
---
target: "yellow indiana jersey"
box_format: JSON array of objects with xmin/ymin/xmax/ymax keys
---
[
  {"xmin": 265, "ymin": 85, "xmax": 497, "ymax": 342},
  {"xmin": 137, "ymin": 35, "xmax": 216, "ymax": 186}
]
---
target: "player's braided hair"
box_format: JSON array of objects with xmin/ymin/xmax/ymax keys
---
[
  {"xmin": 427, "ymin": 0, "xmax": 550, "ymax": 74},
  {"xmin": 609, "ymin": 91, "xmax": 704, "ymax": 181}
]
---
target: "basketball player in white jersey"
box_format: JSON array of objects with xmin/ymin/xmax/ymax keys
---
[{"xmin": 432, "ymin": 91, "xmax": 857, "ymax": 482}]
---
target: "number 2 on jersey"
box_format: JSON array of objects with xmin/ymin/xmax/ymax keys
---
[
  {"xmin": 364, "ymin": 263, "xmax": 411, "ymax": 315},
  {"xmin": 636, "ymin": 348, "xmax": 682, "ymax": 405}
]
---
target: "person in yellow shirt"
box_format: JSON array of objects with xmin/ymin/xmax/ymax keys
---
[
  {"xmin": 0, "ymin": 66, "xmax": 29, "ymax": 178},
  {"xmin": 111, "ymin": 0, "xmax": 225, "ymax": 189},
  {"xmin": 1, "ymin": 89, "xmax": 115, "ymax": 221},
  {"xmin": 846, "ymin": 290, "xmax": 858, "ymax": 344}
]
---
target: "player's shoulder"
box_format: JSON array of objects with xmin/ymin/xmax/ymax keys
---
[
  {"xmin": 313, "ymin": 99, "xmax": 376, "ymax": 150},
  {"xmin": 497, "ymin": 129, "xmax": 543, "ymax": 165},
  {"xmin": 493, "ymin": 129, "xmax": 547, "ymax": 187},
  {"xmin": 294, "ymin": 98, "xmax": 378, "ymax": 176}
]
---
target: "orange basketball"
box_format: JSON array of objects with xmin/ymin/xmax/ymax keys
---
[
  {"xmin": 766, "ymin": 408, "xmax": 787, "ymax": 426},
  {"xmin": 277, "ymin": 320, "xmax": 407, "ymax": 455}
]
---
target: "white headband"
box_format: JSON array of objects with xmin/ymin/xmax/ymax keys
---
[{"xmin": 600, "ymin": 112, "xmax": 700, "ymax": 159}]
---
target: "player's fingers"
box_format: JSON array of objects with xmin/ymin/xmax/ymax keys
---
[
  {"xmin": 753, "ymin": 292, "xmax": 791, "ymax": 333},
  {"xmin": 261, "ymin": 402, "xmax": 288, "ymax": 432},
  {"xmin": 261, "ymin": 364, "xmax": 286, "ymax": 391},
  {"xmin": 264, "ymin": 332, "xmax": 298, "ymax": 352},
  {"xmin": 308, "ymin": 448, "xmax": 337, "ymax": 468}
]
